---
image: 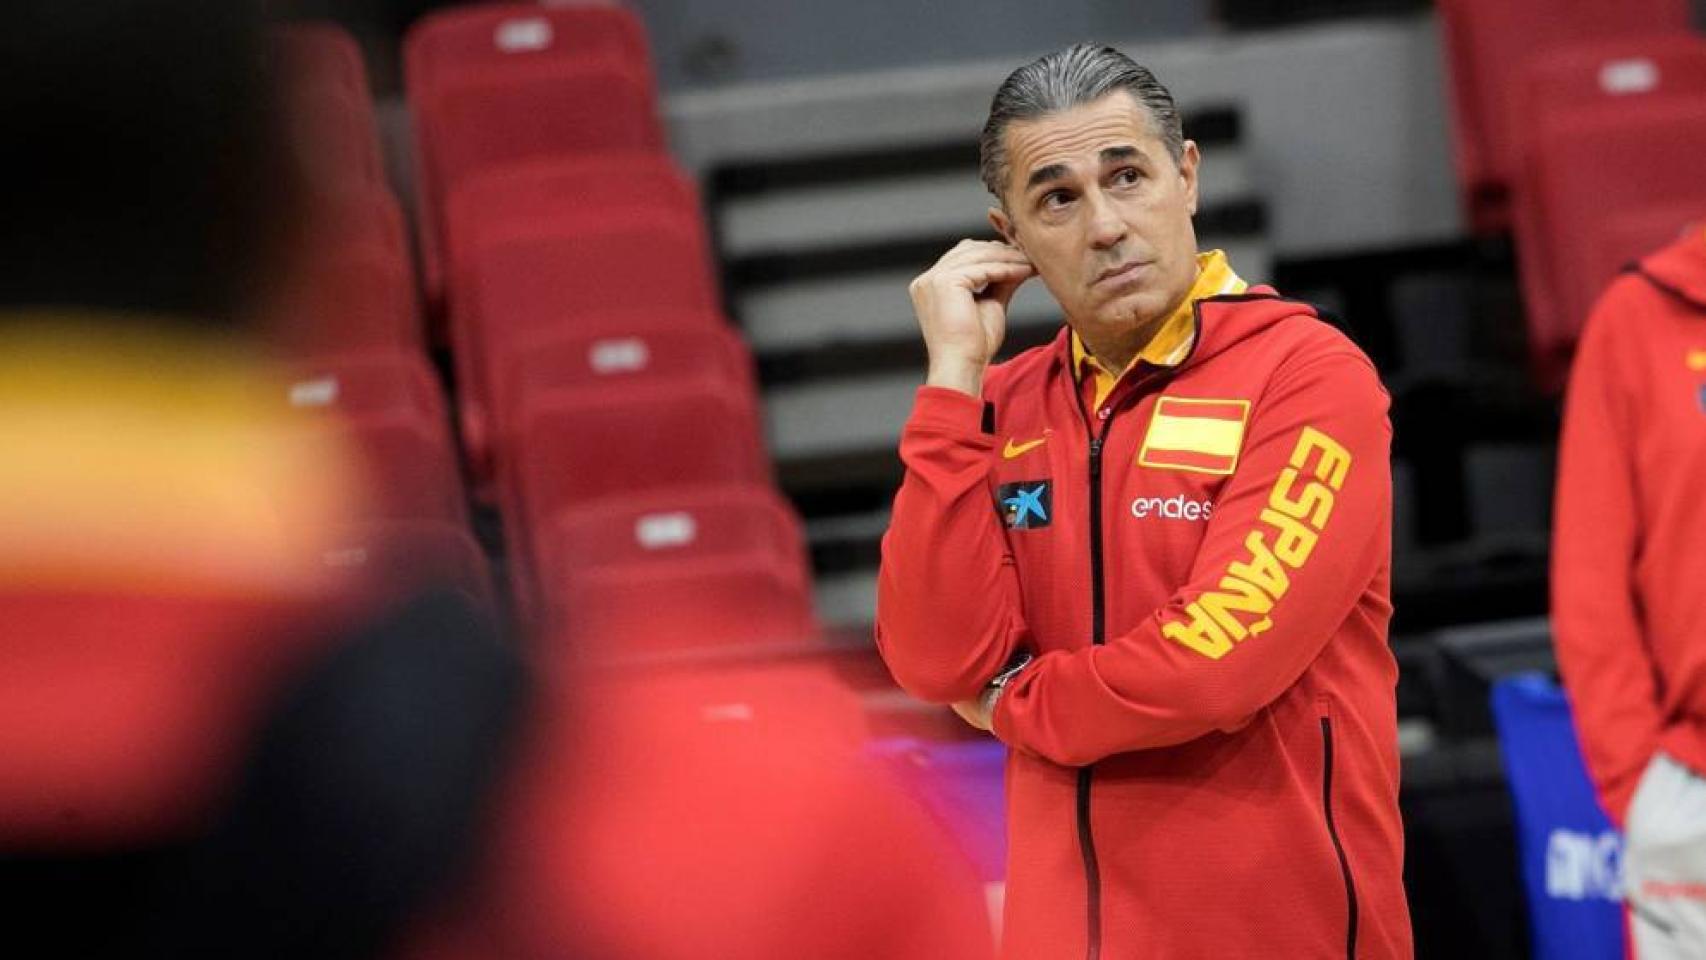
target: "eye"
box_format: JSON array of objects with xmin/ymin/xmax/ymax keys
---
[
  {"xmin": 1041, "ymin": 189, "xmax": 1075, "ymax": 211},
  {"xmin": 1112, "ymin": 167, "xmax": 1141, "ymax": 187}
]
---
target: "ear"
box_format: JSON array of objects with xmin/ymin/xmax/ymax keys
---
[
  {"xmin": 988, "ymin": 206, "xmax": 1017, "ymax": 247},
  {"xmin": 1179, "ymin": 140, "xmax": 1201, "ymax": 217}
]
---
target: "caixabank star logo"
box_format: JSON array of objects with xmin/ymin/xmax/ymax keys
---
[{"xmin": 997, "ymin": 480, "xmax": 1052, "ymax": 530}]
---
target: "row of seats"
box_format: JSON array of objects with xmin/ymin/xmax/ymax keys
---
[
  {"xmin": 269, "ymin": 25, "xmax": 490, "ymax": 611},
  {"xmin": 1436, "ymin": 2, "xmax": 1706, "ymax": 388},
  {"xmin": 400, "ymin": 1, "xmax": 815, "ymax": 652}
]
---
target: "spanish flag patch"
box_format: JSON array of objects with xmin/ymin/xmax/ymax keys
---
[{"xmin": 1137, "ymin": 396, "xmax": 1251, "ymax": 476}]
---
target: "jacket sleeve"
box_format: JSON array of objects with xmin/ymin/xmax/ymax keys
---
[
  {"xmin": 875, "ymin": 386, "xmax": 1028, "ymax": 703},
  {"xmin": 1550, "ymin": 295, "xmax": 1660, "ymax": 827},
  {"xmin": 993, "ymin": 350, "xmax": 1390, "ymax": 766}
]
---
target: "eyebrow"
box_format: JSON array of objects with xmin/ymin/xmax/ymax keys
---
[{"xmin": 1024, "ymin": 146, "xmax": 1143, "ymax": 192}]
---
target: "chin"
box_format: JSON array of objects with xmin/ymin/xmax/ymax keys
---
[{"xmin": 1096, "ymin": 290, "xmax": 1169, "ymax": 329}]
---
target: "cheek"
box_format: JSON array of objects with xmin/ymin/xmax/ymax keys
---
[{"xmin": 1021, "ymin": 241, "xmax": 1079, "ymax": 291}]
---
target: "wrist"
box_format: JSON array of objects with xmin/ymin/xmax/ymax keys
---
[
  {"xmin": 926, "ymin": 355, "xmax": 987, "ymax": 397},
  {"xmin": 984, "ymin": 653, "xmax": 1032, "ymax": 717}
]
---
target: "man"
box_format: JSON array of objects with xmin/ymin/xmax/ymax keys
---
[
  {"xmin": 876, "ymin": 45, "xmax": 1411, "ymax": 958},
  {"xmin": 1553, "ymin": 225, "xmax": 1706, "ymax": 958}
]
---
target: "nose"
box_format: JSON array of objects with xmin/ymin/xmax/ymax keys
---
[{"xmin": 1084, "ymin": 187, "xmax": 1126, "ymax": 251}]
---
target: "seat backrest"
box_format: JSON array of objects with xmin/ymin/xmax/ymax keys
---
[
  {"xmin": 482, "ymin": 314, "xmax": 749, "ymax": 461},
  {"xmin": 454, "ymin": 206, "xmax": 720, "ymax": 429},
  {"xmin": 1511, "ymin": 35, "xmax": 1706, "ymax": 249},
  {"xmin": 273, "ymin": 21, "xmax": 371, "ymax": 102},
  {"xmin": 1490, "ymin": 674, "xmax": 1627, "ymax": 960},
  {"xmin": 280, "ymin": 81, "xmax": 388, "ymax": 190},
  {"xmin": 267, "ymin": 246, "xmax": 421, "ymax": 357},
  {"xmin": 295, "ymin": 185, "xmax": 410, "ymax": 263},
  {"xmin": 543, "ymin": 483, "xmax": 808, "ymax": 581},
  {"xmin": 504, "ymin": 311, "xmax": 748, "ymax": 397},
  {"xmin": 443, "ymin": 156, "xmax": 703, "ymax": 384},
  {"xmin": 443, "ymin": 153, "xmax": 698, "ymax": 295},
  {"xmin": 1516, "ymin": 97, "xmax": 1706, "ymax": 379},
  {"xmin": 539, "ymin": 484, "xmax": 815, "ymax": 651},
  {"xmin": 281, "ymin": 352, "xmax": 448, "ymax": 421},
  {"xmin": 510, "ymin": 378, "xmax": 768, "ymax": 523},
  {"xmin": 467, "ymin": 207, "xmax": 716, "ymax": 335},
  {"xmin": 425, "ymin": 61, "xmax": 663, "ymax": 196},
  {"xmin": 1434, "ymin": 0, "xmax": 1691, "ymax": 230},
  {"xmin": 411, "ymin": 59, "xmax": 665, "ymax": 308},
  {"xmin": 403, "ymin": 2, "xmax": 650, "ymax": 102}
]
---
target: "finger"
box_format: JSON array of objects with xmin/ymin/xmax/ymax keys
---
[
  {"xmin": 938, "ymin": 241, "xmax": 1032, "ymax": 269},
  {"xmin": 953, "ymin": 261, "xmax": 1035, "ymax": 296},
  {"xmin": 984, "ymin": 271, "xmax": 1032, "ymax": 309}
]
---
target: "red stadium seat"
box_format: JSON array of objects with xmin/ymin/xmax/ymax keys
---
[
  {"xmin": 280, "ymin": 352, "xmax": 448, "ymax": 420},
  {"xmin": 469, "ymin": 312, "xmax": 753, "ymax": 481},
  {"xmin": 295, "ymin": 185, "xmax": 411, "ymax": 264},
  {"xmin": 411, "ymin": 59, "xmax": 665, "ymax": 306},
  {"xmin": 450, "ymin": 204, "xmax": 720, "ymax": 467},
  {"xmin": 339, "ymin": 412, "xmax": 469, "ymax": 524},
  {"xmin": 538, "ymin": 485, "xmax": 816, "ymax": 654},
  {"xmin": 272, "ymin": 22, "xmax": 372, "ymax": 102},
  {"xmin": 1434, "ymin": 0, "xmax": 1691, "ymax": 232},
  {"xmin": 1508, "ymin": 36, "xmax": 1706, "ymax": 360},
  {"xmin": 321, "ymin": 520, "xmax": 494, "ymax": 609},
  {"xmin": 456, "ymin": 203, "xmax": 717, "ymax": 340},
  {"xmin": 501, "ymin": 379, "xmax": 769, "ymax": 616},
  {"xmin": 280, "ymin": 355, "xmax": 468, "ymax": 524},
  {"xmin": 1513, "ymin": 97, "xmax": 1706, "ymax": 387},
  {"xmin": 427, "ymin": 62, "xmax": 661, "ymax": 183},
  {"xmin": 268, "ymin": 245, "xmax": 422, "ymax": 357},
  {"xmin": 442, "ymin": 153, "xmax": 700, "ymax": 309},
  {"xmin": 403, "ymin": 2, "xmax": 649, "ymax": 97},
  {"xmin": 280, "ymin": 82, "xmax": 388, "ymax": 190},
  {"xmin": 1513, "ymin": 34, "xmax": 1706, "ymax": 129}
]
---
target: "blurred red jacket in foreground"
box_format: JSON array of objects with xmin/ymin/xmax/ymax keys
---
[{"xmin": 405, "ymin": 657, "xmax": 997, "ymax": 960}]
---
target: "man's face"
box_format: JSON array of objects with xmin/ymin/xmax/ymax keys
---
[{"xmin": 989, "ymin": 91, "xmax": 1201, "ymax": 343}]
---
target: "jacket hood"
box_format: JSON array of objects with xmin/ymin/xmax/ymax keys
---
[{"xmin": 1636, "ymin": 225, "xmax": 1706, "ymax": 312}]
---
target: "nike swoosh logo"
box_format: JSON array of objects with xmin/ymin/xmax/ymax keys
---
[{"xmin": 1003, "ymin": 437, "xmax": 1047, "ymax": 459}]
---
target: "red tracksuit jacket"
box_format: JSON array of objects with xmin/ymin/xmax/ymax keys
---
[
  {"xmin": 877, "ymin": 289, "xmax": 1411, "ymax": 959},
  {"xmin": 1553, "ymin": 227, "xmax": 1706, "ymax": 827}
]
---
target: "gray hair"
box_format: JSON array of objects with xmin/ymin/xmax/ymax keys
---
[{"xmin": 978, "ymin": 44, "xmax": 1185, "ymax": 202}]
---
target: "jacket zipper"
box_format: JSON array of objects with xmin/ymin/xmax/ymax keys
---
[
  {"xmin": 1320, "ymin": 715, "xmax": 1360, "ymax": 960},
  {"xmin": 1079, "ymin": 432, "xmax": 1108, "ymax": 960}
]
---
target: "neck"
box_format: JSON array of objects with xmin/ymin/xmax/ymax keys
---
[
  {"xmin": 1073, "ymin": 269, "xmax": 1199, "ymax": 371},
  {"xmin": 1076, "ymin": 313, "xmax": 1164, "ymax": 372}
]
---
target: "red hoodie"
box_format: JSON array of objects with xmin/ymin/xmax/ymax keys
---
[
  {"xmin": 877, "ymin": 288, "xmax": 1411, "ymax": 959},
  {"xmin": 1553, "ymin": 226, "xmax": 1706, "ymax": 827}
]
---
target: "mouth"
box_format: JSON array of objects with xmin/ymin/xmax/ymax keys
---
[{"xmin": 1094, "ymin": 259, "xmax": 1150, "ymax": 288}]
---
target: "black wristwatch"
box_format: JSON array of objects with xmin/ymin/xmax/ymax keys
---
[{"xmin": 989, "ymin": 653, "xmax": 1034, "ymax": 691}]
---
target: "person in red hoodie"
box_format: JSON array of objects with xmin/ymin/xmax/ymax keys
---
[
  {"xmin": 876, "ymin": 44, "xmax": 1411, "ymax": 959},
  {"xmin": 1553, "ymin": 225, "xmax": 1706, "ymax": 958}
]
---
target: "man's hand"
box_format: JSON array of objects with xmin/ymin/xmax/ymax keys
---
[
  {"xmin": 909, "ymin": 239, "xmax": 1034, "ymax": 397},
  {"xmin": 951, "ymin": 688, "xmax": 999, "ymax": 732}
]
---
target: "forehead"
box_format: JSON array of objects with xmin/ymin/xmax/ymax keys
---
[{"xmin": 1002, "ymin": 91, "xmax": 1166, "ymax": 190}]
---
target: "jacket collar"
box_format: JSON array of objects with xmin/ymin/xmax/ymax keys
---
[{"xmin": 1066, "ymin": 249, "xmax": 1247, "ymax": 386}]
